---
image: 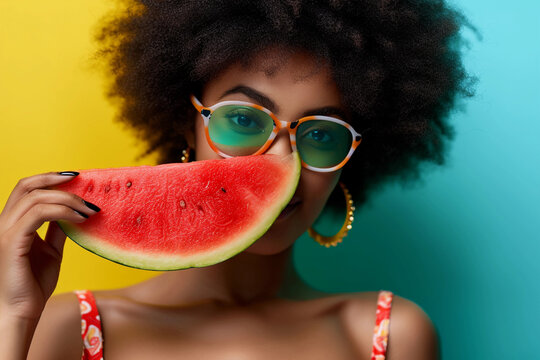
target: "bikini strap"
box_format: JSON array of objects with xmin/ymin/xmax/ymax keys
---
[
  {"xmin": 74, "ymin": 290, "xmax": 104, "ymax": 360},
  {"xmin": 370, "ymin": 290, "xmax": 393, "ymax": 360}
]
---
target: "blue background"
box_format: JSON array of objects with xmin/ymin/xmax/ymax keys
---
[{"xmin": 294, "ymin": 1, "xmax": 540, "ymax": 359}]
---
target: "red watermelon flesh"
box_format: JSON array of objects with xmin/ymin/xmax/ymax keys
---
[{"xmin": 51, "ymin": 152, "xmax": 300, "ymax": 270}]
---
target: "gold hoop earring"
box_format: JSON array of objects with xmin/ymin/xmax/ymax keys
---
[
  {"xmin": 308, "ymin": 182, "xmax": 355, "ymax": 247},
  {"xmin": 181, "ymin": 147, "xmax": 191, "ymax": 163}
]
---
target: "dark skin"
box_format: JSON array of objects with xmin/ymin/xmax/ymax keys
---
[{"xmin": 0, "ymin": 48, "xmax": 439, "ymax": 360}]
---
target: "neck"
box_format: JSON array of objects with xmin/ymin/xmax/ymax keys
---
[{"xmin": 127, "ymin": 246, "xmax": 326, "ymax": 307}]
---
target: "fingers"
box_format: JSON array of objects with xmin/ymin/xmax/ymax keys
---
[
  {"xmin": 44, "ymin": 221, "xmax": 67, "ymax": 258},
  {"xmin": 4, "ymin": 203, "xmax": 92, "ymax": 255},
  {"xmin": 0, "ymin": 172, "xmax": 89, "ymax": 322},
  {"xmin": 1, "ymin": 171, "xmax": 79, "ymax": 217},
  {"xmin": 1, "ymin": 188, "xmax": 100, "ymax": 231}
]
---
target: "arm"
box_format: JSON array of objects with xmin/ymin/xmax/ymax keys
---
[
  {"xmin": 343, "ymin": 293, "xmax": 440, "ymax": 360},
  {"xmin": 27, "ymin": 292, "xmax": 83, "ymax": 360},
  {"xmin": 0, "ymin": 316, "xmax": 40, "ymax": 360},
  {"xmin": 0, "ymin": 172, "xmax": 99, "ymax": 359},
  {"xmin": 0, "ymin": 293, "xmax": 83, "ymax": 360},
  {"xmin": 385, "ymin": 296, "xmax": 440, "ymax": 360}
]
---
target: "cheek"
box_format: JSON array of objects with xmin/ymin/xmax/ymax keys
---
[
  {"xmin": 297, "ymin": 168, "xmax": 341, "ymax": 225},
  {"xmin": 241, "ymin": 167, "xmax": 342, "ymax": 255}
]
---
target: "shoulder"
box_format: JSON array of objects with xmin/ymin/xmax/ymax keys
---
[
  {"xmin": 340, "ymin": 292, "xmax": 440, "ymax": 360},
  {"xmin": 28, "ymin": 292, "xmax": 83, "ymax": 360}
]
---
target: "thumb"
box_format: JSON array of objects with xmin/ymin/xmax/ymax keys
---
[{"xmin": 44, "ymin": 221, "xmax": 67, "ymax": 258}]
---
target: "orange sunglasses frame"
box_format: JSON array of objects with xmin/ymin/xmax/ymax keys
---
[{"xmin": 190, "ymin": 94, "xmax": 362, "ymax": 172}]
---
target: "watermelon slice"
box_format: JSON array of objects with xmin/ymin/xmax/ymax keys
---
[{"xmin": 51, "ymin": 152, "xmax": 300, "ymax": 270}]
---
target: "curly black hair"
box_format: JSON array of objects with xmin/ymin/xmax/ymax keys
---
[{"xmin": 92, "ymin": 0, "xmax": 475, "ymax": 212}]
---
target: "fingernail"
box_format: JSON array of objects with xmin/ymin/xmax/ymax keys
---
[
  {"xmin": 83, "ymin": 200, "xmax": 101, "ymax": 212},
  {"xmin": 58, "ymin": 171, "xmax": 79, "ymax": 176},
  {"xmin": 74, "ymin": 210, "xmax": 89, "ymax": 218}
]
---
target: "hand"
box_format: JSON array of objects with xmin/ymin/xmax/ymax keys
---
[{"xmin": 0, "ymin": 172, "xmax": 100, "ymax": 321}]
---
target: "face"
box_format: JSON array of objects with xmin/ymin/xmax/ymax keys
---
[{"xmin": 189, "ymin": 48, "xmax": 347, "ymax": 255}]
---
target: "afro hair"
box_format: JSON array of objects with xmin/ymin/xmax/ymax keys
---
[{"xmin": 93, "ymin": 0, "xmax": 475, "ymax": 212}]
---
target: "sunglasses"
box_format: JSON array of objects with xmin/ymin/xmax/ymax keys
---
[{"xmin": 190, "ymin": 95, "xmax": 362, "ymax": 172}]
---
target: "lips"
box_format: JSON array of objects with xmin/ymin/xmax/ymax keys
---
[
  {"xmin": 287, "ymin": 197, "xmax": 301, "ymax": 206},
  {"xmin": 277, "ymin": 197, "xmax": 301, "ymax": 220}
]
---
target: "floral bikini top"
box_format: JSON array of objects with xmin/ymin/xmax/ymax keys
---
[{"xmin": 75, "ymin": 289, "xmax": 393, "ymax": 360}]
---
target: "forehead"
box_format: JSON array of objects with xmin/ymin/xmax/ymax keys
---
[{"xmin": 201, "ymin": 47, "xmax": 344, "ymax": 112}]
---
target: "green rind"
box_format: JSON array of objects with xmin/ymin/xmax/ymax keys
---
[{"xmin": 57, "ymin": 152, "xmax": 301, "ymax": 271}]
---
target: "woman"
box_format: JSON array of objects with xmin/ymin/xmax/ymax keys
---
[{"xmin": 0, "ymin": 0, "xmax": 472, "ymax": 359}]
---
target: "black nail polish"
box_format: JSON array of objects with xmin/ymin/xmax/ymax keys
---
[
  {"xmin": 58, "ymin": 171, "xmax": 79, "ymax": 176},
  {"xmin": 75, "ymin": 210, "xmax": 89, "ymax": 218},
  {"xmin": 83, "ymin": 200, "xmax": 101, "ymax": 212}
]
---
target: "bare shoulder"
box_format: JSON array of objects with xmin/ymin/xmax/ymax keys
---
[
  {"xmin": 340, "ymin": 292, "xmax": 440, "ymax": 360},
  {"xmin": 28, "ymin": 292, "xmax": 82, "ymax": 360}
]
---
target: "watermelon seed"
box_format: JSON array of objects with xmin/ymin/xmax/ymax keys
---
[
  {"xmin": 180, "ymin": 200, "xmax": 186, "ymax": 208},
  {"xmin": 126, "ymin": 181, "xmax": 132, "ymax": 188},
  {"xmin": 197, "ymin": 204, "xmax": 204, "ymax": 213},
  {"xmin": 137, "ymin": 216, "xmax": 142, "ymax": 224},
  {"xmin": 221, "ymin": 187, "xmax": 226, "ymax": 193},
  {"xmin": 87, "ymin": 184, "xmax": 93, "ymax": 193},
  {"xmin": 105, "ymin": 185, "xmax": 111, "ymax": 193}
]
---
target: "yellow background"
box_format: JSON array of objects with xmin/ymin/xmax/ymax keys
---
[{"xmin": 0, "ymin": 1, "xmax": 160, "ymax": 293}]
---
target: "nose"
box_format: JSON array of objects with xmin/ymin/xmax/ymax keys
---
[{"xmin": 265, "ymin": 128, "xmax": 293, "ymax": 156}]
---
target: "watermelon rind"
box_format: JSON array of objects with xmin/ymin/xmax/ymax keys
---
[{"xmin": 56, "ymin": 152, "xmax": 301, "ymax": 271}]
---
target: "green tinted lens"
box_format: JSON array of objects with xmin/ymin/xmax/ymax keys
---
[
  {"xmin": 208, "ymin": 105, "xmax": 274, "ymax": 156},
  {"xmin": 296, "ymin": 120, "xmax": 352, "ymax": 168}
]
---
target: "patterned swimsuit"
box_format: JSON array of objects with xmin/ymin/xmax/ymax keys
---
[{"xmin": 75, "ymin": 289, "xmax": 393, "ymax": 360}]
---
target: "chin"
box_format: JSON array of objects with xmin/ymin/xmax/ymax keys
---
[
  {"xmin": 243, "ymin": 200, "xmax": 311, "ymax": 255},
  {"xmin": 244, "ymin": 232, "xmax": 295, "ymax": 255}
]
